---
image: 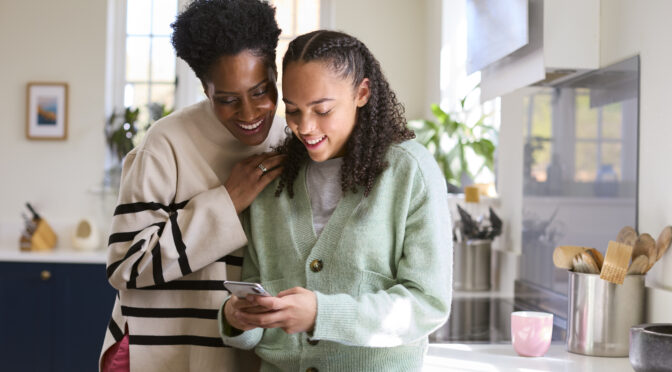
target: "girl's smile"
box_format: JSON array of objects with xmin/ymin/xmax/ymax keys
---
[{"xmin": 282, "ymin": 61, "xmax": 369, "ymax": 162}]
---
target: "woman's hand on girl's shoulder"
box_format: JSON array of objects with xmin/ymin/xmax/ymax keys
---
[
  {"xmin": 236, "ymin": 287, "xmax": 317, "ymax": 335},
  {"xmin": 225, "ymin": 152, "xmax": 286, "ymax": 213}
]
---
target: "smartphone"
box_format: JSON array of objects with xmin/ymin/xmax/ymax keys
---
[{"xmin": 223, "ymin": 280, "xmax": 271, "ymax": 297}]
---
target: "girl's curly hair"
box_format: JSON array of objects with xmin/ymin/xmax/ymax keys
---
[
  {"xmin": 171, "ymin": 0, "xmax": 281, "ymax": 81},
  {"xmin": 275, "ymin": 30, "xmax": 415, "ymax": 197}
]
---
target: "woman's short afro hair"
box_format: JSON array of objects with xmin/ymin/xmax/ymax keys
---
[{"xmin": 171, "ymin": 0, "xmax": 281, "ymax": 81}]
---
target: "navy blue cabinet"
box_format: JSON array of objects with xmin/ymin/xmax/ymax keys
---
[{"xmin": 0, "ymin": 262, "xmax": 116, "ymax": 371}]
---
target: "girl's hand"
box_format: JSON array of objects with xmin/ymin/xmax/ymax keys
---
[
  {"xmin": 225, "ymin": 153, "xmax": 286, "ymax": 214},
  {"xmin": 224, "ymin": 295, "xmax": 275, "ymax": 331},
  {"xmin": 237, "ymin": 287, "xmax": 317, "ymax": 334}
]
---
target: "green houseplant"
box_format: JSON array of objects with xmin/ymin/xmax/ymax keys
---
[
  {"xmin": 105, "ymin": 103, "xmax": 174, "ymax": 164},
  {"xmin": 408, "ymin": 89, "xmax": 497, "ymax": 191},
  {"xmin": 104, "ymin": 103, "xmax": 173, "ymax": 189}
]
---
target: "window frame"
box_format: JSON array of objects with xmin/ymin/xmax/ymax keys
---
[{"xmin": 106, "ymin": 0, "xmax": 331, "ymax": 117}]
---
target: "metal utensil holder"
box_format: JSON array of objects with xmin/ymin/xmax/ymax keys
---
[
  {"xmin": 567, "ymin": 271, "xmax": 645, "ymax": 356},
  {"xmin": 453, "ymin": 239, "xmax": 492, "ymax": 291}
]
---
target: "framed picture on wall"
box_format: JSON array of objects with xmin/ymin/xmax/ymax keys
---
[{"xmin": 26, "ymin": 82, "xmax": 68, "ymax": 140}]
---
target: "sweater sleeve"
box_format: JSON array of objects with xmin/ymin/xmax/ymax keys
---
[
  {"xmin": 312, "ymin": 166, "xmax": 453, "ymax": 347},
  {"xmin": 218, "ymin": 210, "xmax": 264, "ymax": 349},
  {"xmin": 106, "ymin": 147, "xmax": 247, "ymax": 290}
]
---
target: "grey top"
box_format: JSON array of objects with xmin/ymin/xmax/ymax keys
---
[{"xmin": 306, "ymin": 157, "xmax": 344, "ymax": 236}]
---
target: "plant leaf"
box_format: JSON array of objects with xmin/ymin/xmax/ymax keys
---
[{"xmin": 468, "ymin": 139, "xmax": 495, "ymax": 170}]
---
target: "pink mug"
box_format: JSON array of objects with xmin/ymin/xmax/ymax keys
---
[{"xmin": 511, "ymin": 311, "xmax": 554, "ymax": 357}]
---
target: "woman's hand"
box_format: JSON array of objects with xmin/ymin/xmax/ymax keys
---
[
  {"xmin": 237, "ymin": 287, "xmax": 317, "ymax": 334},
  {"xmin": 225, "ymin": 153, "xmax": 286, "ymax": 214}
]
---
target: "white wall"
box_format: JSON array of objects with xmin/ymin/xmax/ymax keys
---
[
  {"xmin": 330, "ymin": 0, "xmax": 441, "ymax": 120},
  {"xmin": 599, "ymin": 0, "xmax": 672, "ymax": 322},
  {"xmin": 0, "ymin": 0, "xmax": 108, "ymax": 248}
]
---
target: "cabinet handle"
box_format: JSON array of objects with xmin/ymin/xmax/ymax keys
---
[{"xmin": 40, "ymin": 270, "xmax": 51, "ymax": 281}]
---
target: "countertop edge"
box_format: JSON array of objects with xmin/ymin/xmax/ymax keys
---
[{"xmin": 0, "ymin": 249, "xmax": 107, "ymax": 264}]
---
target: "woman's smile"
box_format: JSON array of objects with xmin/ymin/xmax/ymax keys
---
[{"xmin": 236, "ymin": 116, "xmax": 266, "ymax": 133}]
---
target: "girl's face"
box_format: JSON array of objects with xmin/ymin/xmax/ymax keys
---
[
  {"xmin": 203, "ymin": 50, "xmax": 277, "ymax": 146},
  {"xmin": 282, "ymin": 61, "xmax": 369, "ymax": 162}
]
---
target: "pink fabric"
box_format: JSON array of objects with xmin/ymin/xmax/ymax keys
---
[{"xmin": 102, "ymin": 332, "xmax": 130, "ymax": 372}]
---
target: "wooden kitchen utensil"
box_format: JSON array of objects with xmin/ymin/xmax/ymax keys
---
[
  {"xmin": 553, "ymin": 245, "xmax": 588, "ymax": 269},
  {"xmin": 600, "ymin": 241, "xmax": 634, "ymax": 284},
  {"xmin": 633, "ymin": 233, "xmax": 657, "ymax": 265},
  {"xmin": 572, "ymin": 251, "xmax": 600, "ymax": 274},
  {"xmin": 627, "ymin": 255, "xmax": 649, "ymax": 275},
  {"xmin": 616, "ymin": 226, "xmax": 638, "ymax": 246},
  {"xmin": 587, "ymin": 248, "xmax": 604, "ymax": 270},
  {"xmin": 656, "ymin": 225, "xmax": 672, "ymax": 261}
]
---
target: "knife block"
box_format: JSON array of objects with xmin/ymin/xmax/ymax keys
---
[{"xmin": 20, "ymin": 219, "xmax": 57, "ymax": 252}]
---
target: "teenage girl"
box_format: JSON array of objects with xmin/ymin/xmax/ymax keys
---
[{"xmin": 220, "ymin": 30, "xmax": 452, "ymax": 371}]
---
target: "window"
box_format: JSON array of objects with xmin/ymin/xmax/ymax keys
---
[
  {"xmin": 522, "ymin": 92, "xmax": 553, "ymax": 183},
  {"xmin": 574, "ymin": 89, "xmax": 625, "ymax": 184},
  {"xmin": 522, "ymin": 87, "xmax": 635, "ymax": 196},
  {"xmin": 439, "ymin": 0, "xmax": 500, "ymax": 189},
  {"xmin": 106, "ymin": 0, "xmax": 329, "ymax": 121},
  {"xmin": 124, "ymin": 0, "xmax": 179, "ymax": 123},
  {"xmin": 269, "ymin": 0, "xmax": 324, "ymax": 116}
]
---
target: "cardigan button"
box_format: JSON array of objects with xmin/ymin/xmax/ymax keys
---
[
  {"xmin": 306, "ymin": 368, "xmax": 318, "ymax": 372},
  {"xmin": 307, "ymin": 338, "xmax": 319, "ymax": 345},
  {"xmin": 309, "ymin": 259, "xmax": 323, "ymax": 272}
]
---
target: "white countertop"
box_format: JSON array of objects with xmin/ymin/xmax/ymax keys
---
[
  {"xmin": 0, "ymin": 249, "xmax": 107, "ymax": 264},
  {"xmin": 424, "ymin": 343, "xmax": 633, "ymax": 372}
]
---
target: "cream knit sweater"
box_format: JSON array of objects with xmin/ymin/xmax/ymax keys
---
[
  {"xmin": 220, "ymin": 140, "xmax": 453, "ymax": 372},
  {"xmin": 100, "ymin": 100, "xmax": 286, "ymax": 371}
]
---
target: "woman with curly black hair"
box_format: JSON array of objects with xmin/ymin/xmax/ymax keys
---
[
  {"xmin": 100, "ymin": 1, "xmax": 286, "ymax": 371},
  {"xmin": 220, "ymin": 30, "xmax": 453, "ymax": 371}
]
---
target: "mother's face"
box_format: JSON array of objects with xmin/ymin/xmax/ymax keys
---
[{"xmin": 203, "ymin": 50, "xmax": 277, "ymax": 146}]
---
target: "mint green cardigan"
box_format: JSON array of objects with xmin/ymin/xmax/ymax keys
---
[{"xmin": 219, "ymin": 140, "xmax": 453, "ymax": 372}]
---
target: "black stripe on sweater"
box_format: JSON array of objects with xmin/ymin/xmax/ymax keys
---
[
  {"xmin": 151, "ymin": 222, "xmax": 167, "ymax": 285},
  {"xmin": 127, "ymin": 250, "xmax": 146, "ymax": 289},
  {"xmin": 107, "ymin": 239, "xmax": 146, "ymax": 279},
  {"xmin": 171, "ymin": 200, "xmax": 189, "ymax": 211},
  {"xmin": 170, "ymin": 212, "xmax": 192, "ymax": 275},
  {"xmin": 136, "ymin": 280, "xmax": 226, "ymax": 291},
  {"xmin": 151, "ymin": 242, "xmax": 165, "ymax": 285},
  {"xmin": 216, "ymin": 255, "xmax": 244, "ymax": 266},
  {"xmin": 114, "ymin": 202, "xmax": 170, "ymax": 215},
  {"xmin": 108, "ymin": 222, "xmax": 165, "ymax": 245},
  {"xmin": 129, "ymin": 335, "xmax": 227, "ymax": 348},
  {"xmin": 121, "ymin": 306, "xmax": 218, "ymax": 319},
  {"xmin": 108, "ymin": 318, "xmax": 124, "ymax": 342},
  {"xmin": 114, "ymin": 200, "xmax": 190, "ymax": 216}
]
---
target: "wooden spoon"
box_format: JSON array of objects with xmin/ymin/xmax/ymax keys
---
[
  {"xmin": 656, "ymin": 226, "xmax": 672, "ymax": 261},
  {"xmin": 586, "ymin": 248, "xmax": 604, "ymax": 270},
  {"xmin": 572, "ymin": 251, "xmax": 600, "ymax": 274},
  {"xmin": 600, "ymin": 240, "xmax": 634, "ymax": 284},
  {"xmin": 627, "ymin": 255, "xmax": 649, "ymax": 275},
  {"xmin": 616, "ymin": 226, "xmax": 638, "ymax": 246},
  {"xmin": 633, "ymin": 233, "xmax": 657, "ymax": 266},
  {"xmin": 553, "ymin": 245, "xmax": 588, "ymax": 269}
]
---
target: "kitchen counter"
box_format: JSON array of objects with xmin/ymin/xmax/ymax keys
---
[
  {"xmin": 424, "ymin": 343, "xmax": 633, "ymax": 371},
  {"xmin": 0, "ymin": 248, "xmax": 107, "ymax": 264}
]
